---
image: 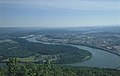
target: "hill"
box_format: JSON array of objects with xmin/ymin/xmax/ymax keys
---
[{"xmin": 0, "ymin": 58, "xmax": 120, "ymax": 76}]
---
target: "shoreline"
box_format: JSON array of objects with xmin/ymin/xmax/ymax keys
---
[
  {"xmin": 36, "ymin": 39, "xmax": 120, "ymax": 57},
  {"xmin": 67, "ymin": 43, "xmax": 120, "ymax": 57}
]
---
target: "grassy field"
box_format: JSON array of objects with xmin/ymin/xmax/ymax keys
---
[{"xmin": 3, "ymin": 56, "xmax": 35, "ymax": 62}]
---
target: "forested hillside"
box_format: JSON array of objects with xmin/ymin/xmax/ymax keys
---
[
  {"xmin": 0, "ymin": 38, "xmax": 91, "ymax": 64},
  {"xmin": 0, "ymin": 58, "xmax": 120, "ymax": 76}
]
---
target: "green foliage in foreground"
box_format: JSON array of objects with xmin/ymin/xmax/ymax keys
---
[{"xmin": 0, "ymin": 58, "xmax": 120, "ymax": 76}]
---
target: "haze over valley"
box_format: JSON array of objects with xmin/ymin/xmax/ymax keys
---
[{"xmin": 0, "ymin": 0, "xmax": 120, "ymax": 76}]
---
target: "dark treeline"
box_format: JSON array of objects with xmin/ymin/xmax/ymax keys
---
[
  {"xmin": 0, "ymin": 58, "xmax": 120, "ymax": 76},
  {"xmin": 0, "ymin": 38, "xmax": 91, "ymax": 64}
]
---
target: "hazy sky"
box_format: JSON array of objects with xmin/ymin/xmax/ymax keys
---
[{"xmin": 0, "ymin": 0, "xmax": 120, "ymax": 27}]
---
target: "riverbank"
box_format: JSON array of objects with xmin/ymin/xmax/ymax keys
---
[
  {"xmin": 27, "ymin": 37, "xmax": 120, "ymax": 68},
  {"xmin": 67, "ymin": 43, "xmax": 120, "ymax": 57},
  {"xmin": 36, "ymin": 37, "xmax": 120, "ymax": 57},
  {"xmin": 0, "ymin": 37, "xmax": 92, "ymax": 65}
]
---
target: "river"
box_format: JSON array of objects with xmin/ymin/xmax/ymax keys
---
[{"xmin": 27, "ymin": 38, "xmax": 120, "ymax": 68}]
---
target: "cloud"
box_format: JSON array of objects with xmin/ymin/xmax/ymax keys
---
[{"xmin": 0, "ymin": 0, "xmax": 120, "ymax": 11}]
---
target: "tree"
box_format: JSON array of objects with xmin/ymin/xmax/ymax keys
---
[{"xmin": 6, "ymin": 58, "xmax": 19, "ymax": 76}]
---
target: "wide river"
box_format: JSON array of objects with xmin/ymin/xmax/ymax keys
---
[{"xmin": 27, "ymin": 38, "xmax": 120, "ymax": 68}]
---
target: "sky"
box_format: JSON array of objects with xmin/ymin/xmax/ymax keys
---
[{"xmin": 0, "ymin": 0, "xmax": 120, "ymax": 27}]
